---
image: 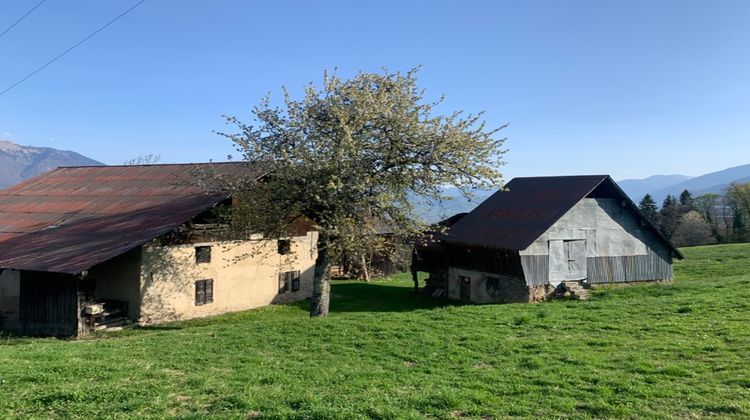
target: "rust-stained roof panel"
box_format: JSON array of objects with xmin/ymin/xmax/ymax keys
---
[{"xmin": 0, "ymin": 162, "xmax": 261, "ymax": 273}]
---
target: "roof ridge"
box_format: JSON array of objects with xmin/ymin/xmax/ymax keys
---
[
  {"xmin": 57, "ymin": 161, "xmax": 245, "ymax": 169},
  {"xmin": 511, "ymin": 174, "xmax": 609, "ymax": 179}
]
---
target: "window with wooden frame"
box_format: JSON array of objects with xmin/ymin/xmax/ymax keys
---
[
  {"xmin": 195, "ymin": 246, "xmax": 211, "ymax": 264},
  {"xmin": 278, "ymin": 270, "xmax": 301, "ymax": 293},
  {"xmin": 277, "ymin": 239, "xmax": 291, "ymax": 255},
  {"xmin": 291, "ymin": 271, "xmax": 301, "ymax": 292},
  {"xmin": 195, "ymin": 279, "xmax": 214, "ymax": 305}
]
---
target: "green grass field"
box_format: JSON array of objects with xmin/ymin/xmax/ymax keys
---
[{"xmin": 1, "ymin": 244, "xmax": 749, "ymax": 418}]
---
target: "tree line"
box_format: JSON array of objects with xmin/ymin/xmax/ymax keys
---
[{"xmin": 637, "ymin": 182, "xmax": 750, "ymax": 247}]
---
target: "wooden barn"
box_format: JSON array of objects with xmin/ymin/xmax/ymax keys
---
[
  {"xmin": 0, "ymin": 163, "xmax": 318, "ymax": 336},
  {"xmin": 412, "ymin": 175, "xmax": 683, "ymax": 303}
]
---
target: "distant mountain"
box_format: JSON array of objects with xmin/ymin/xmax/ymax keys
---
[
  {"xmin": 0, "ymin": 140, "xmax": 103, "ymax": 188},
  {"xmin": 617, "ymin": 174, "xmax": 692, "ymax": 202},
  {"xmin": 420, "ymin": 163, "xmax": 750, "ymax": 222},
  {"xmin": 413, "ymin": 187, "xmax": 494, "ymax": 223},
  {"xmin": 649, "ymin": 164, "xmax": 750, "ymax": 202},
  {"xmin": 617, "ymin": 164, "xmax": 750, "ymax": 204}
]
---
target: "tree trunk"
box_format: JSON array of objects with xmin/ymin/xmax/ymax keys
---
[
  {"xmin": 361, "ymin": 254, "xmax": 370, "ymax": 282},
  {"xmin": 310, "ymin": 233, "xmax": 331, "ymax": 317},
  {"xmin": 411, "ymin": 250, "xmax": 419, "ymax": 293}
]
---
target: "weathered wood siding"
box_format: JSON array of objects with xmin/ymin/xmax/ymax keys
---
[
  {"xmin": 19, "ymin": 271, "xmax": 79, "ymax": 336},
  {"xmin": 587, "ymin": 246, "xmax": 672, "ymax": 284},
  {"xmin": 0, "ymin": 269, "xmax": 20, "ymax": 330},
  {"xmin": 520, "ymin": 255, "xmax": 549, "ymax": 286}
]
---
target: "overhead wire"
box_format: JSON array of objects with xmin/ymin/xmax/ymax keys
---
[
  {"xmin": 0, "ymin": 0, "xmax": 147, "ymax": 98},
  {"xmin": 0, "ymin": 0, "xmax": 47, "ymax": 41}
]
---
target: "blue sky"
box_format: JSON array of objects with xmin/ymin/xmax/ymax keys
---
[{"xmin": 0, "ymin": 0, "xmax": 748, "ymax": 181}]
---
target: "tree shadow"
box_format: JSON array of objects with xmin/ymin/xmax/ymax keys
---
[
  {"xmin": 133, "ymin": 324, "xmax": 184, "ymax": 331},
  {"xmin": 328, "ymin": 281, "xmax": 455, "ymax": 313}
]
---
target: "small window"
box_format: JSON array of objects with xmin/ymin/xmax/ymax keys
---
[
  {"xmin": 279, "ymin": 270, "xmax": 301, "ymax": 293},
  {"xmin": 278, "ymin": 239, "xmax": 291, "ymax": 255},
  {"xmin": 195, "ymin": 279, "xmax": 214, "ymax": 305},
  {"xmin": 195, "ymin": 246, "xmax": 211, "ymax": 264}
]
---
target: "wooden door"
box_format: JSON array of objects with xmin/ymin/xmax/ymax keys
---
[
  {"xmin": 566, "ymin": 240, "xmax": 587, "ymax": 280},
  {"xmin": 549, "ymin": 239, "xmax": 587, "ymax": 285},
  {"xmin": 19, "ymin": 271, "xmax": 79, "ymax": 336},
  {"xmin": 459, "ymin": 276, "xmax": 471, "ymax": 303}
]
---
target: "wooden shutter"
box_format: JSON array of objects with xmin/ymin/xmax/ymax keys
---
[
  {"xmin": 291, "ymin": 270, "xmax": 300, "ymax": 291},
  {"xmin": 278, "ymin": 272, "xmax": 286, "ymax": 294},
  {"xmin": 195, "ymin": 280, "xmax": 205, "ymax": 305},
  {"xmin": 195, "ymin": 279, "xmax": 214, "ymax": 305},
  {"xmin": 205, "ymin": 279, "xmax": 214, "ymax": 304}
]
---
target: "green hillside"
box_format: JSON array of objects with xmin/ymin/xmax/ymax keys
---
[{"xmin": 1, "ymin": 244, "xmax": 748, "ymax": 418}]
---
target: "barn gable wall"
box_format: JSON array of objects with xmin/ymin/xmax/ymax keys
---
[{"xmin": 520, "ymin": 198, "xmax": 672, "ymax": 285}]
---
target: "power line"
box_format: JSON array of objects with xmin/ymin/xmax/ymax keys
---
[
  {"xmin": 0, "ymin": 0, "xmax": 47, "ymax": 41},
  {"xmin": 0, "ymin": 0, "xmax": 147, "ymax": 98}
]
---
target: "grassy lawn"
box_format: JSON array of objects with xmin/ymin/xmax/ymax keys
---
[{"xmin": 1, "ymin": 243, "xmax": 749, "ymax": 418}]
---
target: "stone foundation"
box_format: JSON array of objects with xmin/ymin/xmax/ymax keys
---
[
  {"xmin": 589, "ymin": 278, "xmax": 673, "ymax": 289},
  {"xmin": 528, "ymin": 284, "xmax": 557, "ymax": 302}
]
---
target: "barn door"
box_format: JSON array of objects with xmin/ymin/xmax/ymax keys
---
[
  {"xmin": 19, "ymin": 271, "xmax": 79, "ymax": 336},
  {"xmin": 548, "ymin": 240, "xmax": 587, "ymax": 285},
  {"xmin": 566, "ymin": 240, "xmax": 587, "ymax": 280}
]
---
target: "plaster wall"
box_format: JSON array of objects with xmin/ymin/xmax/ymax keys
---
[
  {"xmin": 89, "ymin": 247, "xmax": 143, "ymax": 319},
  {"xmin": 138, "ymin": 231, "xmax": 318, "ymax": 324},
  {"xmin": 0, "ymin": 269, "xmax": 20, "ymax": 330}
]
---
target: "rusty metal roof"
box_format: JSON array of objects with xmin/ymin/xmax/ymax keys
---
[
  {"xmin": 442, "ymin": 175, "xmax": 683, "ymax": 258},
  {"xmin": 0, "ymin": 162, "xmax": 261, "ymax": 273}
]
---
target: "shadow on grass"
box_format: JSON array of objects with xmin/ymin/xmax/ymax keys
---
[
  {"xmin": 0, "ymin": 332, "xmax": 77, "ymax": 344},
  {"xmin": 329, "ymin": 281, "xmax": 454, "ymax": 313},
  {"xmin": 134, "ymin": 325, "xmax": 184, "ymax": 331}
]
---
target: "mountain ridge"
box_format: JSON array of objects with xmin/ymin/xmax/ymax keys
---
[
  {"xmin": 0, "ymin": 140, "xmax": 103, "ymax": 188},
  {"xmin": 617, "ymin": 164, "xmax": 750, "ymax": 203}
]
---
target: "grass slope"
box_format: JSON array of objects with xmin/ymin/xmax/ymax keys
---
[{"xmin": 1, "ymin": 244, "xmax": 749, "ymax": 418}]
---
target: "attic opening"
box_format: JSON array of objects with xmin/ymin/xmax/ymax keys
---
[
  {"xmin": 192, "ymin": 197, "xmax": 233, "ymax": 226},
  {"xmin": 160, "ymin": 197, "xmax": 235, "ymax": 245}
]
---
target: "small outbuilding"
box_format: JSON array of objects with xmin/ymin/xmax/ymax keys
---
[{"xmin": 412, "ymin": 175, "xmax": 683, "ymax": 303}]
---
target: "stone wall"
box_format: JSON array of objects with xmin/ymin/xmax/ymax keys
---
[
  {"xmin": 445, "ymin": 267, "xmax": 556, "ymax": 303},
  {"xmin": 138, "ymin": 231, "xmax": 318, "ymax": 325}
]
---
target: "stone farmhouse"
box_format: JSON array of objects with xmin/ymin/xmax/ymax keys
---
[{"xmin": 0, "ymin": 163, "xmax": 317, "ymax": 336}]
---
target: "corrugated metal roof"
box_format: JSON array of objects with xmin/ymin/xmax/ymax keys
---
[
  {"xmin": 0, "ymin": 162, "xmax": 261, "ymax": 273},
  {"xmin": 442, "ymin": 175, "xmax": 683, "ymax": 258}
]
